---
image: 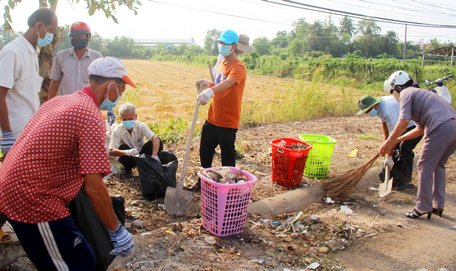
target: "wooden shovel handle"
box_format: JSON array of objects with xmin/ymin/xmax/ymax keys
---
[{"xmin": 178, "ymin": 100, "xmax": 199, "ymax": 188}]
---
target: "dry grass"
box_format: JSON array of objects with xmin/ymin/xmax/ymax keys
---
[{"xmin": 121, "ymin": 59, "xmax": 380, "ymax": 140}]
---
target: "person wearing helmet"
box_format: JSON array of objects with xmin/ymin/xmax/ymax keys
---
[
  {"xmin": 48, "ymin": 21, "xmax": 102, "ymax": 100},
  {"xmin": 357, "ymin": 95, "xmax": 421, "ymax": 190},
  {"xmin": 380, "ymin": 70, "xmax": 456, "ymax": 219}
]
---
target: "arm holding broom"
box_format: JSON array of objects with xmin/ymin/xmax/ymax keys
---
[{"xmin": 379, "ymin": 119, "xmax": 409, "ymax": 156}]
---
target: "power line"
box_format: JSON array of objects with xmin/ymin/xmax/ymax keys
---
[
  {"xmin": 147, "ymin": 0, "xmax": 292, "ymax": 26},
  {"xmin": 263, "ymin": 0, "xmax": 456, "ymax": 28},
  {"xmin": 341, "ymin": 0, "xmax": 456, "ymax": 21}
]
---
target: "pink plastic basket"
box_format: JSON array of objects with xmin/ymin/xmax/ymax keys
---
[{"xmin": 197, "ymin": 167, "xmax": 258, "ymax": 237}]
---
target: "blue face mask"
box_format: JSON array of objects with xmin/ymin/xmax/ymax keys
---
[
  {"xmin": 99, "ymin": 83, "xmax": 120, "ymax": 111},
  {"xmin": 37, "ymin": 25, "xmax": 54, "ymax": 47},
  {"xmin": 367, "ymin": 108, "xmax": 378, "ymax": 117},
  {"xmin": 218, "ymin": 44, "xmax": 232, "ymax": 57},
  {"xmin": 122, "ymin": 120, "xmax": 135, "ymax": 130}
]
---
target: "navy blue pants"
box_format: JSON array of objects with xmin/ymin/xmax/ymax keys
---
[
  {"xmin": 199, "ymin": 121, "xmax": 238, "ymax": 168},
  {"xmin": 9, "ymin": 217, "xmax": 95, "ymax": 271}
]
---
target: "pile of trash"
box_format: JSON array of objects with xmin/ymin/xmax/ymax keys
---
[{"xmin": 199, "ymin": 167, "xmax": 249, "ymax": 184}]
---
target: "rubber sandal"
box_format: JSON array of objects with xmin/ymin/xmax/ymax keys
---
[{"xmin": 0, "ymin": 229, "xmax": 12, "ymax": 244}]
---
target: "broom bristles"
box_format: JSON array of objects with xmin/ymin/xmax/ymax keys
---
[{"xmin": 322, "ymin": 153, "xmax": 380, "ymax": 198}]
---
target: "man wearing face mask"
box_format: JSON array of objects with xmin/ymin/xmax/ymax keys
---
[
  {"xmin": 0, "ymin": 8, "xmax": 58, "ymax": 157},
  {"xmin": 48, "ymin": 22, "xmax": 102, "ymax": 100},
  {"xmin": 0, "ymin": 8, "xmax": 58, "ymax": 242},
  {"xmin": 194, "ymin": 30, "xmax": 247, "ymax": 174},
  {"xmin": 109, "ymin": 102, "xmax": 163, "ymax": 178},
  {"xmin": 0, "ymin": 57, "xmax": 136, "ymax": 270},
  {"xmin": 380, "ymin": 70, "xmax": 456, "ymax": 219},
  {"xmin": 357, "ymin": 95, "xmax": 421, "ymax": 190}
]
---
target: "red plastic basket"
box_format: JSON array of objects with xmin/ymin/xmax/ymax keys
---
[
  {"xmin": 270, "ymin": 138, "xmax": 312, "ymax": 188},
  {"xmin": 197, "ymin": 167, "xmax": 257, "ymax": 237}
]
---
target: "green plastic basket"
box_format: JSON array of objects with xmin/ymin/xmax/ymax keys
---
[{"xmin": 298, "ymin": 134, "xmax": 336, "ymax": 178}]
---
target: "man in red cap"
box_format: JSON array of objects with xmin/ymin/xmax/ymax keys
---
[
  {"xmin": 48, "ymin": 21, "xmax": 102, "ymax": 99},
  {"xmin": 0, "ymin": 57, "xmax": 136, "ymax": 270}
]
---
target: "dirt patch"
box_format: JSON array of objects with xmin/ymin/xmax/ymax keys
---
[{"xmin": 3, "ymin": 116, "xmax": 456, "ymax": 271}]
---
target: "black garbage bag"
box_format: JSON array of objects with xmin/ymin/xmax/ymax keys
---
[
  {"xmin": 134, "ymin": 150, "xmax": 178, "ymax": 200},
  {"xmin": 69, "ymin": 189, "xmax": 126, "ymax": 271}
]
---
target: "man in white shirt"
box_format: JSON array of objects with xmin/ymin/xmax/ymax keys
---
[
  {"xmin": 109, "ymin": 102, "xmax": 162, "ymax": 177},
  {"xmin": 0, "ymin": 7, "xmax": 58, "ymax": 245},
  {"xmin": 0, "ymin": 8, "xmax": 58, "ymax": 154},
  {"xmin": 357, "ymin": 95, "xmax": 422, "ymax": 190}
]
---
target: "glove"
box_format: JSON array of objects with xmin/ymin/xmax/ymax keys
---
[
  {"xmin": 196, "ymin": 88, "xmax": 214, "ymax": 105},
  {"xmin": 1, "ymin": 131, "xmax": 15, "ymax": 155},
  {"xmin": 124, "ymin": 148, "xmax": 139, "ymax": 157},
  {"xmin": 383, "ymin": 156, "xmax": 394, "ymax": 169},
  {"xmin": 107, "ymin": 110, "xmax": 116, "ymax": 126},
  {"xmin": 195, "ymin": 79, "xmax": 210, "ymax": 93},
  {"xmin": 108, "ymin": 222, "xmax": 134, "ymax": 256},
  {"xmin": 151, "ymin": 154, "xmax": 161, "ymax": 163}
]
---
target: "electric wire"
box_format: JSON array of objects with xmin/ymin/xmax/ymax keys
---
[{"xmin": 277, "ymin": 0, "xmax": 456, "ymax": 28}]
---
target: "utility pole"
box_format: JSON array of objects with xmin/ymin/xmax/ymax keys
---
[{"xmin": 403, "ymin": 24, "xmax": 407, "ymax": 61}]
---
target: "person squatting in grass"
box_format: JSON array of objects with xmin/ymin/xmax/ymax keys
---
[
  {"xmin": 357, "ymin": 95, "xmax": 422, "ymax": 191},
  {"xmin": 380, "ymin": 70, "xmax": 456, "ymax": 220},
  {"xmin": 0, "ymin": 57, "xmax": 136, "ymax": 270},
  {"xmin": 195, "ymin": 29, "xmax": 247, "ymax": 173},
  {"xmin": 109, "ymin": 102, "xmax": 163, "ymax": 178},
  {"xmin": 0, "ymin": 7, "xmax": 59, "ymax": 245}
]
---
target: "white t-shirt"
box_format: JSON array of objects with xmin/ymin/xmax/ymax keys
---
[
  {"xmin": 109, "ymin": 121, "xmax": 155, "ymax": 150},
  {"xmin": 378, "ymin": 95, "xmax": 414, "ymax": 132},
  {"xmin": 0, "ymin": 35, "xmax": 42, "ymax": 138}
]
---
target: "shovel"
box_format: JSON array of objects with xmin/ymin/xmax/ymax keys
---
[
  {"xmin": 378, "ymin": 164, "xmax": 393, "ymax": 197},
  {"xmin": 164, "ymin": 100, "xmax": 199, "ymax": 216}
]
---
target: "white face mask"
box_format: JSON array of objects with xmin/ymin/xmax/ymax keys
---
[{"xmin": 392, "ymin": 90, "xmax": 400, "ymax": 101}]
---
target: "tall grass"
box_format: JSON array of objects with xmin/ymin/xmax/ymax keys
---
[{"xmin": 240, "ymin": 81, "xmax": 376, "ymax": 126}]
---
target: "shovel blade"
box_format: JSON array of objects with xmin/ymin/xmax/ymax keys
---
[
  {"xmin": 378, "ymin": 179, "xmax": 393, "ymax": 197},
  {"xmin": 163, "ymin": 186, "xmax": 193, "ymax": 216},
  {"xmin": 378, "ymin": 165, "xmax": 393, "ymax": 198}
]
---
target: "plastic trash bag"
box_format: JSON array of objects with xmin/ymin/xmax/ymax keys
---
[
  {"xmin": 69, "ymin": 189, "xmax": 125, "ymax": 271},
  {"xmin": 134, "ymin": 150, "xmax": 178, "ymax": 200}
]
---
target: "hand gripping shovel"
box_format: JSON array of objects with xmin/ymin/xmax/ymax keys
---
[
  {"xmin": 164, "ymin": 100, "xmax": 199, "ymax": 216},
  {"xmin": 378, "ymin": 164, "xmax": 393, "ymax": 197}
]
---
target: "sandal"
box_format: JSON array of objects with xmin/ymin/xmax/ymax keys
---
[
  {"xmin": 432, "ymin": 208, "xmax": 444, "ymax": 217},
  {"xmin": 0, "ymin": 229, "xmax": 12, "ymax": 244},
  {"xmin": 405, "ymin": 208, "xmax": 432, "ymax": 220}
]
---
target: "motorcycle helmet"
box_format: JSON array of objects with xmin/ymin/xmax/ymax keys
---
[
  {"xmin": 383, "ymin": 70, "xmax": 413, "ymax": 94},
  {"xmin": 69, "ymin": 21, "xmax": 91, "ymax": 37}
]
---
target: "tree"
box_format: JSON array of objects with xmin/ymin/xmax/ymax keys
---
[
  {"xmin": 252, "ymin": 37, "xmax": 271, "ymax": 55},
  {"xmin": 357, "ymin": 19, "xmax": 381, "ymax": 36},
  {"xmin": 2, "ymin": 0, "xmax": 141, "ymax": 101},
  {"xmin": 203, "ymin": 29, "xmax": 221, "ymax": 56},
  {"xmin": 271, "ymin": 31, "xmax": 289, "ymax": 49},
  {"xmin": 339, "ymin": 16, "xmax": 355, "ymax": 45}
]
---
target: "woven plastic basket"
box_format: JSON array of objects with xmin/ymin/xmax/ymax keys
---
[
  {"xmin": 198, "ymin": 167, "xmax": 257, "ymax": 237},
  {"xmin": 270, "ymin": 138, "xmax": 312, "ymax": 188},
  {"xmin": 298, "ymin": 134, "xmax": 336, "ymax": 178}
]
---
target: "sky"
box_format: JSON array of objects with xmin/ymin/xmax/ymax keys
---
[{"xmin": 1, "ymin": 0, "xmax": 456, "ymax": 46}]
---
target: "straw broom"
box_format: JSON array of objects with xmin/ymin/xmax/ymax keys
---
[{"xmin": 322, "ymin": 153, "xmax": 380, "ymax": 198}]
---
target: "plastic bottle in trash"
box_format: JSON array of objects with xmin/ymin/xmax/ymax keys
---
[{"xmin": 278, "ymin": 140, "xmax": 286, "ymax": 147}]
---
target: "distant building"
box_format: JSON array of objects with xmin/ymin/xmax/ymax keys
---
[{"xmin": 134, "ymin": 38, "xmax": 195, "ymax": 47}]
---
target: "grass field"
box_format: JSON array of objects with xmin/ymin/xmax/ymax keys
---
[{"xmin": 122, "ymin": 59, "xmax": 381, "ymax": 142}]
